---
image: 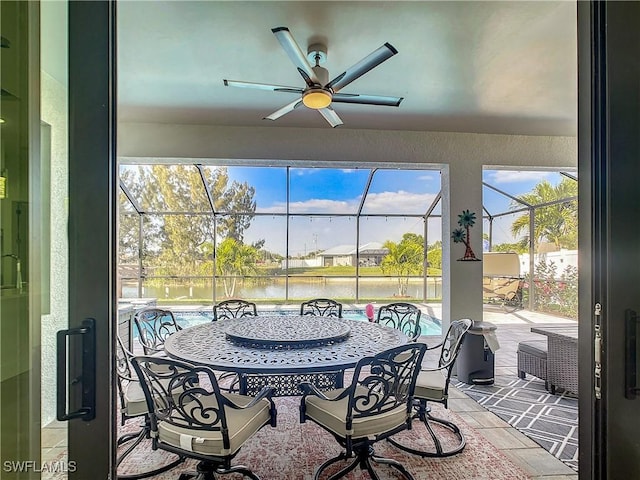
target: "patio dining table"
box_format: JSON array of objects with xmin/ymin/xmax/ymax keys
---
[{"xmin": 164, "ymin": 314, "xmax": 409, "ymax": 396}]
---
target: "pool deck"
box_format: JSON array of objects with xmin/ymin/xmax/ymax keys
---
[{"xmin": 165, "ymin": 301, "xmax": 575, "ymax": 326}]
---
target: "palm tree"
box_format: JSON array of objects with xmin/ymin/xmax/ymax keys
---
[
  {"xmin": 215, "ymin": 238, "xmax": 259, "ymax": 297},
  {"xmin": 381, "ymin": 234, "xmax": 424, "ymax": 297},
  {"xmin": 510, "ymin": 178, "xmax": 578, "ymax": 250}
]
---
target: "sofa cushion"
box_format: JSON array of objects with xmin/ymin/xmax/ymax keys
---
[{"xmin": 517, "ymin": 340, "xmax": 547, "ymax": 358}]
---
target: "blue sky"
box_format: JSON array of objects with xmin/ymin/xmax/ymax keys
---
[
  {"xmin": 222, "ymin": 167, "xmax": 442, "ymax": 214},
  {"xmin": 220, "ymin": 166, "xmax": 575, "ymax": 255},
  {"xmin": 481, "ymin": 169, "xmax": 577, "ymax": 248}
]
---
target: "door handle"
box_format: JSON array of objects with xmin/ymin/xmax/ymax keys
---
[
  {"xmin": 56, "ymin": 318, "xmax": 96, "ymax": 421},
  {"xmin": 625, "ymin": 309, "xmax": 640, "ymax": 399}
]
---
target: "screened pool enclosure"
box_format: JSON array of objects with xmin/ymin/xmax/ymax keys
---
[
  {"xmin": 119, "ymin": 163, "xmax": 577, "ymax": 316},
  {"xmin": 118, "ymin": 164, "xmax": 444, "ymax": 305}
]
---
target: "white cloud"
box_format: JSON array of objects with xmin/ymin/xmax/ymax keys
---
[
  {"xmin": 289, "ymin": 199, "xmax": 354, "ymax": 213},
  {"xmin": 486, "ymin": 170, "xmax": 551, "ymax": 184},
  {"xmin": 362, "ymin": 191, "xmax": 438, "ymax": 214},
  {"xmin": 261, "ymin": 198, "xmax": 357, "ymax": 214},
  {"xmin": 261, "ymin": 190, "xmax": 438, "ymax": 215},
  {"xmin": 417, "ymin": 174, "xmax": 434, "ymax": 181},
  {"xmin": 246, "ymin": 191, "xmax": 443, "ymax": 255}
]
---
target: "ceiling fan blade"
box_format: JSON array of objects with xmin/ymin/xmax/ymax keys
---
[
  {"xmin": 224, "ymin": 79, "xmax": 303, "ymax": 94},
  {"xmin": 263, "ymin": 99, "xmax": 304, "ymax": 121},
  {"xmin": 271, "ymin": 27, "xmax": 320, "ymax": 87},
  {"xmin": 326, "ymin": 43, "xmax": 398, "ymax": 93},
  {"xmin": 332, "ymin": 92, "xmax": 403, "ymax": 107},
  {"xmin": 318, "ymin": 106, "xmax": 343, "ymax": 128}
]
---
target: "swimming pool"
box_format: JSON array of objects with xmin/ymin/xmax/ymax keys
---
[{"xmin": 170, "ymin": 310, "xmax": 442, "ymax": 336}]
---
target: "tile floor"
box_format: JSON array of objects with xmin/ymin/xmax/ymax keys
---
[
  {"xmin": 41, "ymin": 305, "xmax": 580, "ymax": 479},
  {"xmin": 447, "ymin": 308, "xmax": 579, "ymax": 479}
]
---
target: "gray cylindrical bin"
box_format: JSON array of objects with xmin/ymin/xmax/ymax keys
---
[{"xmin": 457, "ymin": 321, "xmax": 498, "ymax": 385}]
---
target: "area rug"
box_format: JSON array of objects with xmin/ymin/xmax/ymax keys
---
[
  {"xmin": 456, "ymin": 376, "xmax": 579, "ymax": 472},
  {"xmin": 117, "ymin": 396, "xmax": 531, "ymax": 479}
]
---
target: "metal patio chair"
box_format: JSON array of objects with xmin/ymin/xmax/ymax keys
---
[
  {"xmin": 300, "ymin": 343, "xmax": 426, "ymax": 480},
  {"xmin": 130, "ymin": 355, "xmax": 277, "ymax": 480},
  {"xmin": 115, "ymin": 336, "xmax": 184, "ymax": 479},
  {"xmin": 388, "ymin": 318, "xmax": 473, "ymax": 457},
  {"xmin": 376, "ymin": 302, "xmax": 422, "ymax": 341},
  {"xmin": 133, "ymin": 307, "xmax": 181, "ymax": 356}
]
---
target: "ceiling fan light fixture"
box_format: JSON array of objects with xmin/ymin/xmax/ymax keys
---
[
  {"xmin": 226, "ymin": 27, "xmax": 400, "ymax": 126},
  {"xmin": 302, "ymin": 89, "xmax": 332, "ymax": 109}
]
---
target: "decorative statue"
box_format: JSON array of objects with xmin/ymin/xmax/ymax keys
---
[{"xmin": 451, "ymin": 210, "xmax": 481, "ymax": 261}]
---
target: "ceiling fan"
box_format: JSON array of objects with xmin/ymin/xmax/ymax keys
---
[{"xmin": 223, "ymin": 27, "xmax": 404, "ymax": 127}]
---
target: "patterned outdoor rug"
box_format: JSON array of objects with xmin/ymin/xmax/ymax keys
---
[
  {"xmin": 117, "ymin": 396, "xmax": 531, "ymax": 479},
  {"xmin": 456, "ymin": 376, "xmax": 579, "ymax": 472}
]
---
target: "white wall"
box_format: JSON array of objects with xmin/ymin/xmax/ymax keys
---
[
  {"xmin": 520, "ymin": 250, "xmax": 578, "ymax": 278},
  {"xmin": 118, "ymin": 123, "xmax": 575, "ymax": 168},
  {"xmin": 40, "ymin": 0, "xmax": 69, "ymax": 426},
  {"xmin": 282, "ymin": 258, "xmax": 322, "ymax": 269}
]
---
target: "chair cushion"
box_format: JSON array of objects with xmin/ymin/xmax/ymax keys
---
[
  {"xmin": 517, "ymin": 340, "xmax": 547, "ymax": 358},
  {"xmin": 123, "ymin": 381, "xmax": 148, "ymax": 417},
  {"xmin": 413, "ymin": 369, "xmax": 447, "ymax": 402},
  {"xmin": 157, "ymin": 393, "xmax": 271, "ymax": 456},
  {"xmin": 304, "ymin": 387, "xmax": 409, "ymax": 439},
  {"xmin": 122, "ymin": 376, "xmax": 196, "ymax": 418}
]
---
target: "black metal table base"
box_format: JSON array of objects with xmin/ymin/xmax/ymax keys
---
[
  {"xmin": 239, "ymin": 370, "xmax": 344, "ymax": 397},
  {"xmin": 314, "ymin": 446, "xmax": 415, "ymax": 480},
  {"xmin": 177, "ymin": 460, "xmax": 260, "ymax": 480}
]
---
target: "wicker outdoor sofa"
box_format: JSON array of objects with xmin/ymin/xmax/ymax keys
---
[
  {"xmin": 517, "ymin": 340, "xmax": 552, "ymax": 392},
  {"xmin": 518, "ymin": 325, "xmax": 579, "ymax": 395}
]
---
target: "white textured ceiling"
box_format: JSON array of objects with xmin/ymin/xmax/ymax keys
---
[{"xmin": 117, "ymin": 1, "xmax": 577, "ymax": 135}]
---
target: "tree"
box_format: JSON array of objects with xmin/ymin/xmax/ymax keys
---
[
  {"xmin": 120, "ymin": 165, "xmax": 258, "ymax": 278},
  {"xmin": 425, "ymin": 240, "xmax": 443, "ymax": 271},
  {"xmin": 381, "ymin": 233, "xmax": 425, "ymax": 297},
  {"xmin": 118, "ymin": 191, "xmax": 141, "ymax": 265},
  {"xmin": 119, "ymin": 169, "xmax": 165, "ymax": 264},
  {"xmin": 215, "ymin": 238, "xmax": 259, "ymax": 297},
  {"xmin": 426, "ymin": 246, "xmax": 442, "ymax": 271},
  {"xmin": 491, "ymin": 242, "xmax": 528, "ymax": 254},
  {"xmin": 510, "ymin": 178, "xmax": 578, "ymax": 251}
]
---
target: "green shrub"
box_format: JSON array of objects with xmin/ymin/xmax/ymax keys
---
[{"xmin": 527, "ymin": 259, "xmax": 577, "ymax": 319}]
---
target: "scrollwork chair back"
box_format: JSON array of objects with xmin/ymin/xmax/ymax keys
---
[
  {"xmin": 213, "ymin": 299, "xmax": 258, "ymax": 321},
  {"xmin": 134, "ymin": 308, "xmax": 181, "ymax": 355},
  {"xmin": 300, "ymin": 298, "xmax": 343, "ymax": 318},
  {"xmin": 376, "ymin": 302, "xmax": 422, "ymax": 341}
]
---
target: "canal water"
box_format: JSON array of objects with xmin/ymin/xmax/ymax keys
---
[{"xmin": 125, "ymin": 277, "xmax": 443, "ymax": 302}]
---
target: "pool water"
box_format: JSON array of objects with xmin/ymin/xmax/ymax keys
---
[{"xmin": 171, "ymin": 310, "xmax": 442, "ymax": 336}]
